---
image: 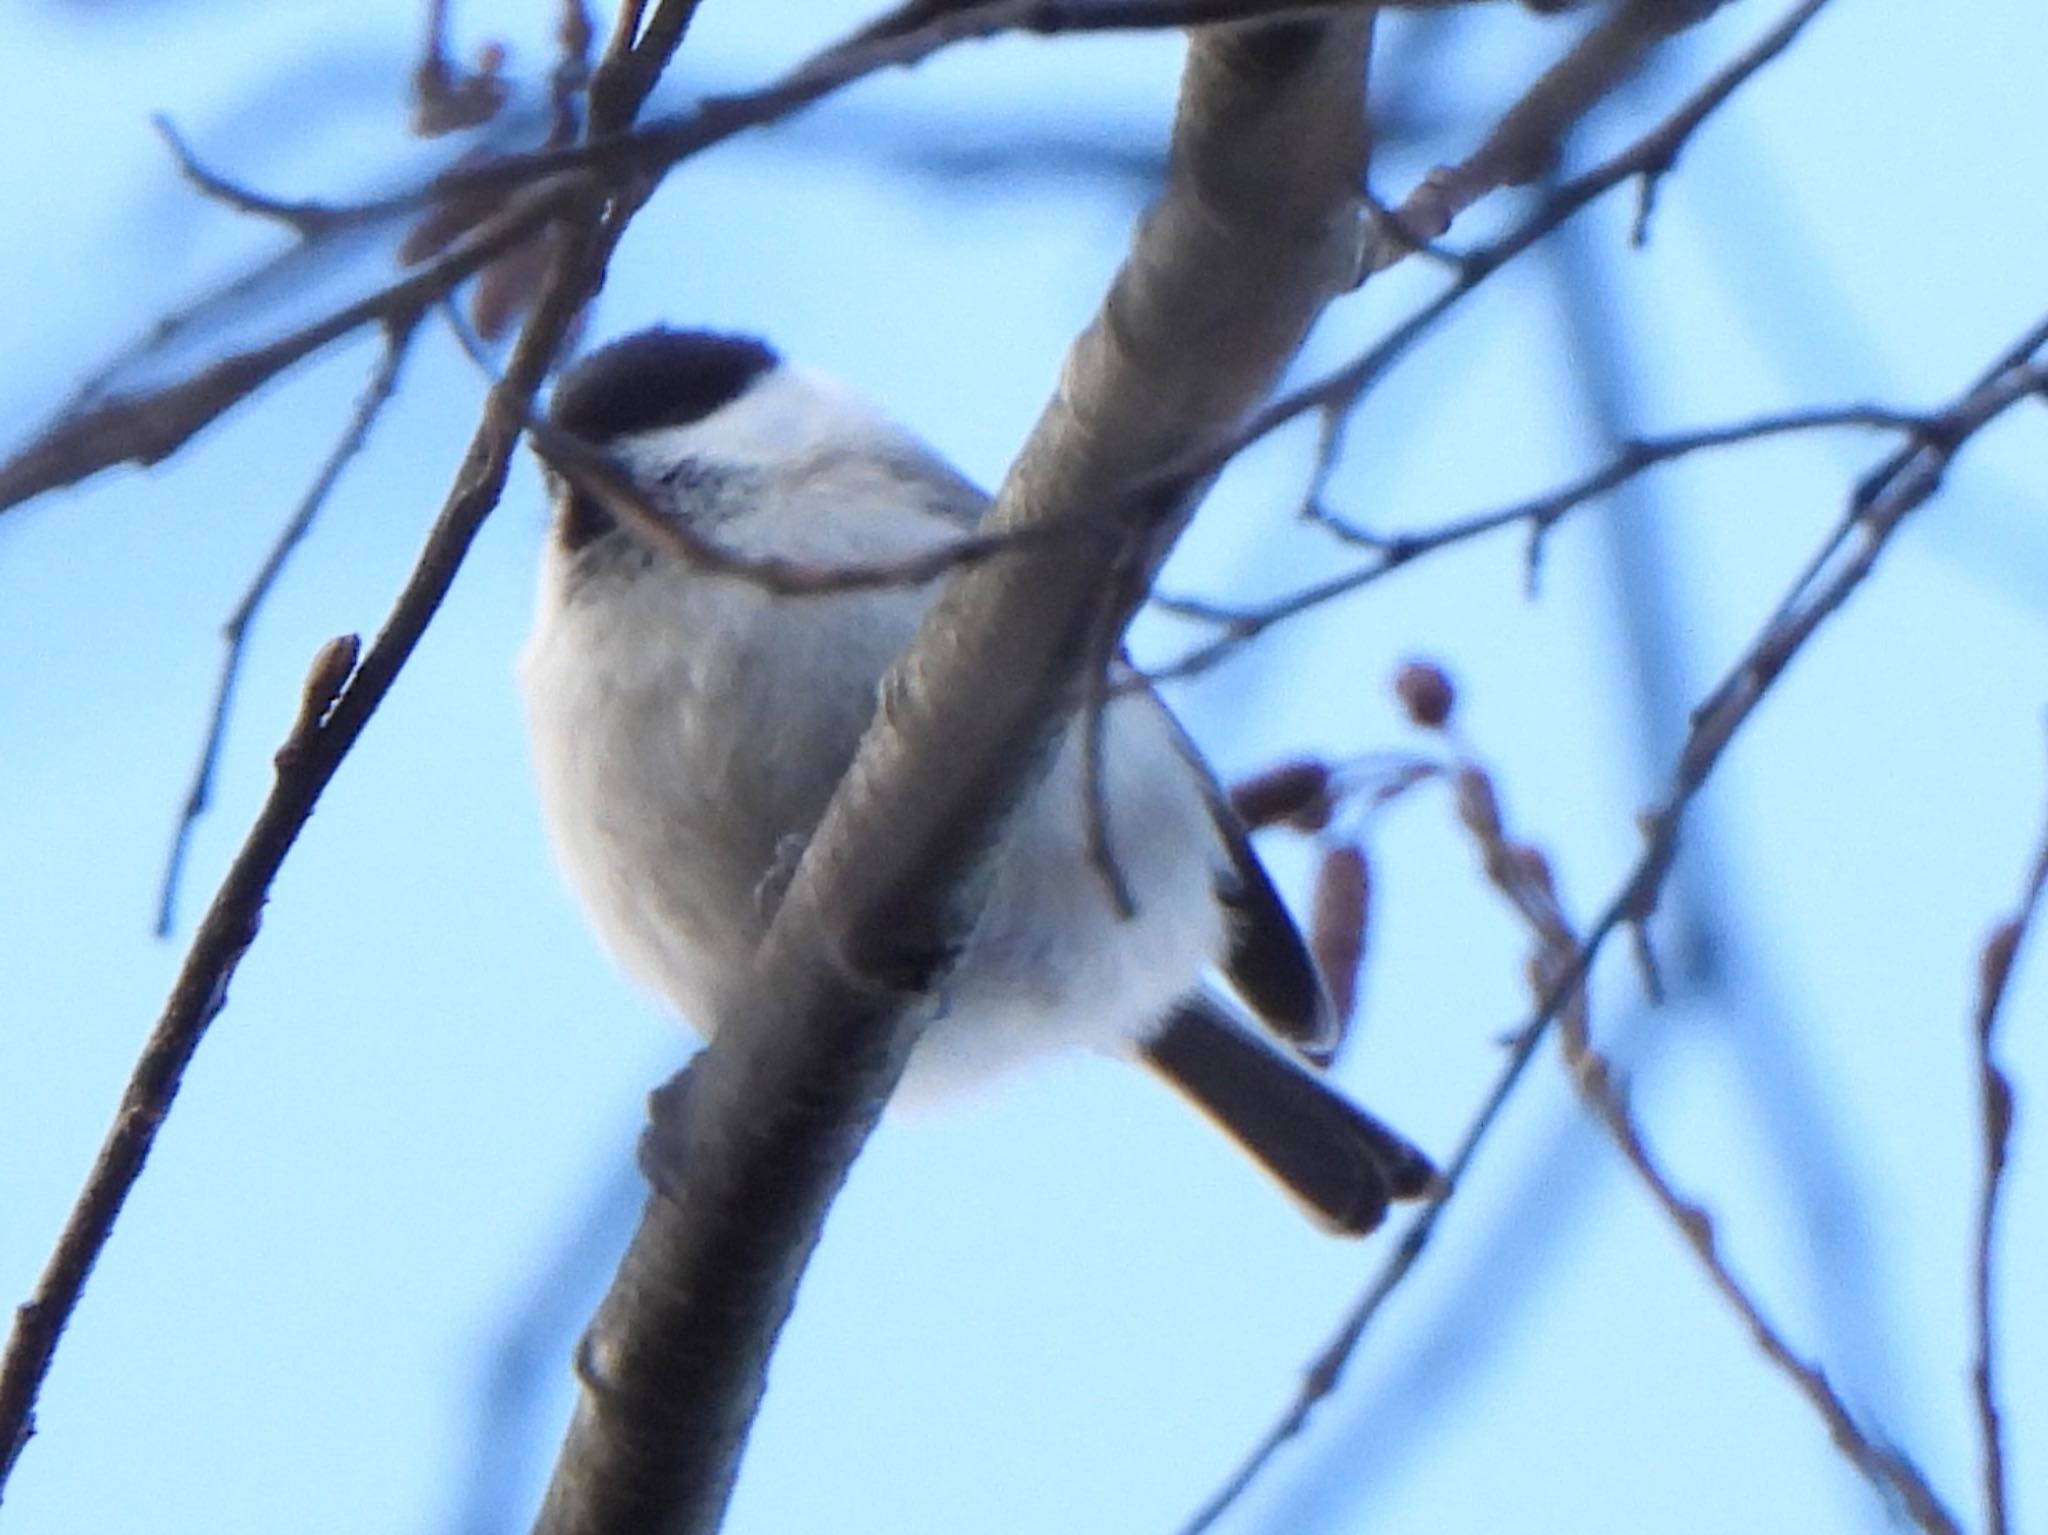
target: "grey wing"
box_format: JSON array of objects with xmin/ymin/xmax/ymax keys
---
[
  {"xmin": 1205, "ymin": 783, "xmax": 1341, "ymax": 1060},
  {"xmin": 1141, "ymin": 685, "xmax": 1341, "ymax": 1061}
]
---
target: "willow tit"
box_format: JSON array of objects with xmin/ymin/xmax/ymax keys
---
[{"xmin": 519, "ymin": 328, "xmax": 1435, "ymax": 1234}]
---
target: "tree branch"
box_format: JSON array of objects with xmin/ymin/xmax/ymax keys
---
[
  {"xmin": 154, "ymin": 324, "xmax": 418, "ymax": 935},
  {"xmin": 1148, "ymin": 399, "xmax": 1929, "ymax": 682},
  {"xmin": 1379, "ymin": 0, "xmax": 1731, "ymax": 251},
  {"xmin": 0, "ymin": 175, "xmax": 594, "ymax": 517},
  {"xmin": 1965, "ymin": 726, "xmax": 2046, "ymax": 1535},
  {"xmin": 528, "ymin": 15, "xmax": 1381, "ymax": 1535},
  {"xmin": 0, "ymin": 92, "xmax": 649, "ymax": 1509},
  {"xmin": 1173, "ymin": 311, "xmax": 2048, "ymax": 1535},
  {"xmin": 1448, "ymin": 756, "xmax": 1962, "ymax": 1535}
]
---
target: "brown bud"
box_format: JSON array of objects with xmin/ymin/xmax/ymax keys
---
[
  {"xmin": 1228, "ymin": 758, "xmax": 1334, "ymax": 832},
  {"xmin": 1393, "ymin": 660, "xmax": 1456, "ymax": 728},
  {"xmin": 277, "ymin": 633, "xmax": 359, "ymax": 771},
  {"xmin": 410, "ymin": 44, "xmax": 509, "ymax": 138},
  {"xmin": 1504, "ymin": 840, "xmax": 1556, "ymax": 901},
  {"xmin": 299, "ymin": 633, "xmax": 359, "ymax": 722},
  {"xmin": 1309, "ymin": 842, "xmax": 1371, "ymax": 1033},
  {"xmin": 1453, "ymin": 765, "xmax": 1501, "ymax": 842}
]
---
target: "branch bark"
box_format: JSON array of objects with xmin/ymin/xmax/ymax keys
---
[{"xmin": 528, "ymin": 14, "xmax": 1380, "ymax": 1535}]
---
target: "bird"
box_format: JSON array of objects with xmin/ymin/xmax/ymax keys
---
[{"xmin": 518, "ymin": 326, "xmax": 1435, "ymax": 1234}]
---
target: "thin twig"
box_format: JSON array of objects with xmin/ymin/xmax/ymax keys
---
[
  {"xmin": 1174, "ymin": 312, "xmax": 2048, "ymax": 1535},
  {"xmin": 1267, "ymin": 0, "xmax": 1838, "ymax": 512},
  {"xmin": 414, "ymin": 0, "xmax": 453, "ymax": 105},
  {"xmin": 1965, "ymin": 724, "xmax": 2048, "ymax": 1535},
  {"xmin": 1559, "ymin": 1020, "xmax": 1963, "ymax": 1531},
  {"xmin": 1453, "ymin": 754, "xmax": 1962, "ymax": 1535},
  {"xmin": 1148, "ymin": 400, "xmax": 1923, "ymax": 683},
  {"xmin": 153, "ymin": 117, "xmax": 347, "ymax": 238},
  {"xmin": 0, "ymin": 633, "xmax": 360, "ymax": 1482},
  {"xmin": 1076, "ymin": 580, "xmax": 1162, "ymax": 923},
  {"xmin": 0, "ymin": 112, "xmax": 636, "ymax": 1500},
  {"xmin": 524, "ymin": 415, "xmax": 1083, "ymax": 594},
  {"xmin": 143, "ymin": 0, "xmax": 1423, "ymax": 237},
  {"xmin": 549, "ymin": 0, "xmax": 596, "ymax": 145},
  {"xmin": 0, "ymin": 176, "xmax": 594, "ymax": 516},
  {"xmin": 154, "ymin": 324, "xmax": 418, "ymax": 936},
  {"xmin": 1079, "ymin": 682, "xmax": 1138, "ymax": 919},
  {"xmin": 1115, "ymin": 0, "xmax": 1844, "ymax": 601},
  {"xmin": 1376, "ymin": 0, "xmax": 1730, "ymax": 255},
  {"xmin": 18, "ymin": 0, "xmax": 1346, "ymax": 522},
  {"xmin": 603, "ymin": 0, "xmax": 651, "ymax": 57}
]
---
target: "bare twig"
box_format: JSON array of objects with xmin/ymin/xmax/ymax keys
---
[
  {"xmin": 1079, "ymin": 684, "xmax": 1139, "ymax": 918},
  {"xmin": 1453, "ymin": 754, "xmax": 1962, "ymax": 1535},
  {"xmin": 601, "ymin": 0, "xmax": 651, "ymax": 59},
  {"xmin": 0, "ymin": 176, "xmax": 594, "ymax": 517},
  {"xmin": 1557, "ymin": 1003, "xmax": 1963, "ymax": 1531},
  {"xmin": 525, "ymin": 416, "xmax": 1082, "ymax": 593},
  {"xmin": 1264, "ymin": 0, "xmax": 1838, "ymax": 511},
  {"xmin": 154, "ymin": 117, "xmax": 348, "ymax": 239},
  {"xmin": 153, "ymin": 0, "xmax": 1443, "ymax": 238},
  {"xmin": 0, "ymin": 633, "xmax": 361, "ymax": 1482},
  {"xmin": 1174, "ymin": 314, "xmax": 2048, "ymax": 1535},
  {"xmin": 589, "ymin": 0, "xmax": 708, "ymax": 134},
  {"xmin": 1965, "ymin": 726, "xmax": 2048, "ymax": 1535},
  {"xmin": 21, "ymin": 0, "xmax": 1372, "ymax": 525},
  {"xmin": 1566, "ymin": 1035, "xmax": 1963, "ymax": 1531},
  {"xmin": 549, "ymin": 0, "xmax": 597, "ymax": 144},
  {"xmin": 0, "ymin": 69, "xmax": 649, "ymax": 1495},
  {"xmin": 1110, "ymin": 0, "xmax": 1841, "ymax": 616},
  {"xmin": 1149, "ymin": 400, "xmax": 1924, "ymax": 683},
  {"xmin": 154, "ymin": 325, "xmax": 418, "ymax": 936},
  {"xmin": 1379, "ymin": 0, "xmax": 1730, "ymax": 253},
  {"xmin": 1175, "ymin": 961, "xmax": 1577, "ymax": 1534}
]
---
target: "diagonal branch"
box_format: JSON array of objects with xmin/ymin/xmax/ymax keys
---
[
  {"xmin": 0, "ymin": 175, "xmax": 595, "ymax": 517},
  {"xmin": 1448, "ymin": 757, "xmax": 1962, "ymax": 1535},
  {"xmin": 1269, "ymin": 0, "xmax": 1838, "ymax": 510},
  {"xmin": 0, "ymin": 89, "xmax": 659, "ymax": 1509},
  {"xmin": 1174, "ymin": 311, "xmax": 2048, "ymax": 1535},
  {"xmin": 527, "ymin": 15, "xmax": 1381, "ymax": 1535}
]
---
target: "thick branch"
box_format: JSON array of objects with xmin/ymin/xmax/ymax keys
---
[{"xmin": 529, "ymin": 16, "xmax": 1378, "ymax": 1535}]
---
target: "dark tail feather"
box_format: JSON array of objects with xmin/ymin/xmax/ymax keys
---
[{"xmin": 1140, "ymin": 1001, "xmax": 1438, "ymax": 1236}]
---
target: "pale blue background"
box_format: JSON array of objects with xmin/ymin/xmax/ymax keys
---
[{"xmin": 2, "ymin": 3, "xmax": 2044, "ymax": 1533}]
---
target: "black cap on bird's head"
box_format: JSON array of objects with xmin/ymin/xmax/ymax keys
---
[
  {"xmin": 543, "ymin": 329, "xmax": 781, "ymax": 551},
  {"xmin": 549, "ymin": 328, "xmax": 781, "ymax": 446}
]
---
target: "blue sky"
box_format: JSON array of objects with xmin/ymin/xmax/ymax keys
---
[{"xmin": 2, "ymin": 3, "xmax": 2044, "ymax": 1532}]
